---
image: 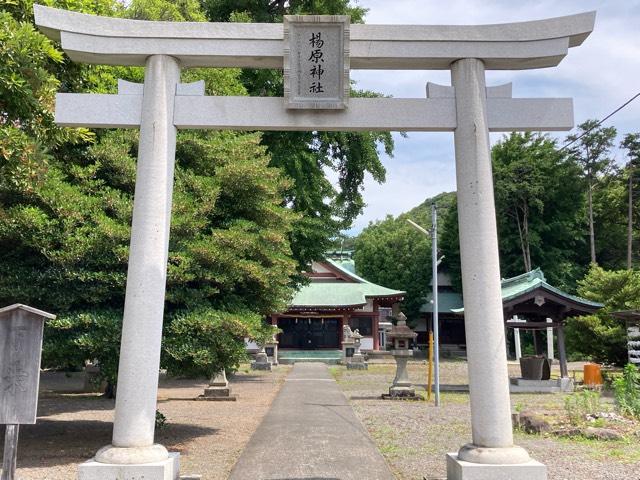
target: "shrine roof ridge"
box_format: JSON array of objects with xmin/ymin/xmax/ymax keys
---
[{"xmin": 34, "ymin": 6, "xmax": 596, "ymax": 70}]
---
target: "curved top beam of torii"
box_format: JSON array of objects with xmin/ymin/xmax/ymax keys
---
[{"xmin": 34, "ymin": 5, "xmax": 595, "ymax": 70}]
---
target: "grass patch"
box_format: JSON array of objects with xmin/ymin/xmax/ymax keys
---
[
  {"xmin": 554, "ymin": 435, "xmax": 640, "ymax": 463},
  {"xmin": 328, "ymin": 366, "xmax": 344, "ymax": 381}
]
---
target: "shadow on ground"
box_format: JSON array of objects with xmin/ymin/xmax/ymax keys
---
[{"xmin": 0, "ymin": 420, "xmax": 217, "ymax": 469}]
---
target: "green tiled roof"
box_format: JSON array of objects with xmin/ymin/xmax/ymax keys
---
[
  {"xmin": 500, "ymin": 268, "xmax": 602, "ymax": 307},
  {"xmin": 290, "ymin": 282, "xmax": 405, "ymax": 308},
  {"xmin": 420, "ymin": 291, "xmax": 464, "ymax": 314},
  {"xmin": 289, "ymin": 258, "xmax": 405, "ymax": 309},
  {"xmin": 452, "ymin": 268, "xmax": 603, "ymax": 313}
]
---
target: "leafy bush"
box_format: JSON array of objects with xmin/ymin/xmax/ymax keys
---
[
  {"xmin": 43, "ymin": 310, "xmax": 122, "ymax": 388},
  {"xmin": 162, "ymin": 308, "xmax": 277, "ymax": 379},
  {"xmin": 564, "ymin": 388, "xmax": 602, "ymax": 424},
  {"xmin": 155, "ymin": 410, "xmax": 167, "ymax": 430},
  {"xmin": 565, "ymin": 266, "xmax": 640, "ymax": 365},
  {"xmin": 614, "ymin": 363, "xmax": 640, "ymax": 419},
  {"xmin": 565, "ymin": 315, "xmax": 628, "ymax": 365}
]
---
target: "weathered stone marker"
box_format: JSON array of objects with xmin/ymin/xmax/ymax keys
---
[
  {"xmin": 34, "ymin": 6, "xmax": 595, "ymax": 479},
  {"xmin": 0, "ymin": 304, "xmax": 56, "ymax": 480}
]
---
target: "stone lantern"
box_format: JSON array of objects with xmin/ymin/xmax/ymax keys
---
[
  {"xmin": 347, "ymin": 329, "xmax": 368, "ymax": 370},
  {"xmin": 383, "ymin": 313, "xmax": 418, "ymax": 399}
]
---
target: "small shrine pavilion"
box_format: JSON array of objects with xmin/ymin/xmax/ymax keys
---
[
  {"xmin": 270, "ymin": 257, "xmax": 405, "ymax": 351},
  {"xmin": 454, "ymin": 269, "xmax": 603, "ymax": 377}
]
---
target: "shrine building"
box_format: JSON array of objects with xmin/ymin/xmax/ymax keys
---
[{"xmin": 270, "ymin": 254, "xmax": 404, "ymax": 351}]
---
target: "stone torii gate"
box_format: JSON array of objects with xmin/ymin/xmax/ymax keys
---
[{"xmin": 34, "ymin": 6, "xmax": 595, "ymax": 480}]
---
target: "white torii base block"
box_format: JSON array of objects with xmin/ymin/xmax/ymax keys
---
[
  {"xmin": 446, "ymin": 454, "xmax": 546, "ymax": 480},
  {"xmin": 78, "ymin": 453, "xmax": 179, "ymax": 480}
]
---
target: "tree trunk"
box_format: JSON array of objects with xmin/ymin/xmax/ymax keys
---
[
  {"xmin": 628, "ymin": 171, "xmax": 634, "ymax": 269},
  {"xmin": 522, "ymin": 203, "xmax": 532, "ymax": 272},
  {"xmin": 588, "ymin": 176, "xmax": 596, "ymax": 264},
  {"xmin": 515, "ymin": 206, "xmax": 531, "ymax": 272}
]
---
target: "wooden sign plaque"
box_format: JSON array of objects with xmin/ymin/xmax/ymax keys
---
[{"xmin": 0, "ymin": 304, "xmax": 54, "ymax": 425}]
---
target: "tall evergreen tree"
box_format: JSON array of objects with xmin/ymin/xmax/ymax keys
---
[
  {"xmin": 621, "ymin": 133, "xmax": 640, "ymax": 269},
  {"xmin": 566, "ymin": 120, "xmax": 617, "ymax": 265}
]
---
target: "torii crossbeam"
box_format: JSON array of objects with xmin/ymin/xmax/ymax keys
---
[{"xmin": 34, "ymin": 6, "xmax": 595, "ymax": 480}]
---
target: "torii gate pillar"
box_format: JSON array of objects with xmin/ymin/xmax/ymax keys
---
[
  {"xmin": 449, "ymin": 58, "xmax": 534, "ymax": 473},
  {"xmin": 34, "ymin": 6, "xmax": 595, "ymax": 480},
  {"xmin": 98, "ymin": 55, "xmax": 180, "ymax": 466}
]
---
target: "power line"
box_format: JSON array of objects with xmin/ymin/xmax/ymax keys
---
[{"xmin": 559, "ymin": 91, "xmax": 640, "ymax": 152}]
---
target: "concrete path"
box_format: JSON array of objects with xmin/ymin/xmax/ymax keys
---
[{"xmin": 228, "ymin": 363, "xmax": 395, "ymax": 480}]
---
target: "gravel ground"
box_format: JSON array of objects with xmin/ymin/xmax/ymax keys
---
[
  {"xmin": 1, "ymin": 365, "xmax": 290, "ymax": 480},
  {"xmin": 332, "ymin": 360, "xmax": 640, "ymax": 480}
]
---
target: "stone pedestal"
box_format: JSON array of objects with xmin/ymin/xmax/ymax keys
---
[
  {"xmin": 197, "ymin": 370, "xmax": 237, "ymax": 401},
  {"xmin": 78, "ymin": 452, "xmax": 179, "ymax": 480},
  {"xmin": 446, "ymin": 453, "xmax": 546, "ymax": 480},
  {"xmin": 347, "ymin": 353, "xmax": 368, "ymax": 370},
  {"xmin": 251, "ymin": 350, "xmax": 272, "ymax": 371},
  {"xmin": 386, "ymin": 352, "xmax": 416, "ymax": 398},
  {"xmin": 382, "ymin": 351, "xmax": 417, "ymax": 399},
  {"xmin": 509, "ymin": 377, "xmax": 573, "ymax": 393},
  {"xmin": 342, "ymin": 340, "xmax": 355, "ymax": 364}
]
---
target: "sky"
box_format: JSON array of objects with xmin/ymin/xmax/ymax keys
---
[{"xmin": 341, "ymin": 0, "xmax": 640, "ymax": 234}]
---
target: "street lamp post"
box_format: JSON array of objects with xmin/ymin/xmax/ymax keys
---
[{"xmin": 407, "ymin": 204, "xmax": 443, "ymax": 406}]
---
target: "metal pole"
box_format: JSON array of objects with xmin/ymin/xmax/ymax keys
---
[
  {"xmin": 2, "ymin": 424, "xmax": 19, "ymax": 480},
  {"xmin": 431, "ymin": 204, "xmax": 440, "ymax": 406},
  {"xmin": 427, "ymin": 331, "xmax": 433, "ymax": 401},
  {"xmin": 406, "ymin": 216, "xmax": 441, "ymax": 406}
]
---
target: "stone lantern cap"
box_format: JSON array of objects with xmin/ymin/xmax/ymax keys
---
[{"xmin": 387, "ymin": 313, "xmax": 417, "ymax": 341}]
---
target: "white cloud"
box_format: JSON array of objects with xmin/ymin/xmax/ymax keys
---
[{"xmin": 345, "ymin": 0, "xmax": 640, "ymax": 234}]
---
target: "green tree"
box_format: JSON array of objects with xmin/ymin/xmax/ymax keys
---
[
  {"xmin": 202, "ymin": 0, "xmax": 367, "ymax": 24},
  {"xmin": 492, "ymin": 132, "xmax": 588, "ymax": 288},
  {"xmin": 621, "ymin": 133, "xmax": 640, "ymax": 269},
  {"xmin": 591, "ymin": 170, "xmax": 628, "ymax": 270},
  {"xmin": 201, "ymin": 0, "xmax": 394, "ymax": 267},
  {"xmin": 566, "ymin": 120, "xmax": 617, "ymax": 265},
  {"xmin": 1, "ymin": 0, "xmax": 298, "ymax": 387},
  {"xmin": 353, "ymin": 192, "xmax": 455, "ymax": 322},
  {"xmin": 564, "ymin": 265, "xmax": 640, "ymax": 365},
  {"xmin": 439, "ymin": 195, "xmax": 462, "ymax": 291},
  {"xmin": 439, "ymin": 134, "xmax": 588, "ymax": 292}
]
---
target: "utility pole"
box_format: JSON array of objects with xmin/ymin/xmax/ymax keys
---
[
  {"xmin": 431, "ymin": 204, "xmax": 440, "ymax": 407},
  {"xmin": 407, "ymin": 205, "xmax": 442, "ymax": 406}
]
